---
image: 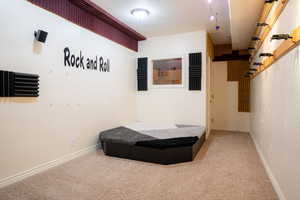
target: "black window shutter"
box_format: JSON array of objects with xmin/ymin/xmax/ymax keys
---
[
  {"xmin": 189, "ymin": 53, "xmax": 202, "ymax": 90},
  {"xmin": 137, "ymin": 57, "xmax": 148, "ymax": 91}
]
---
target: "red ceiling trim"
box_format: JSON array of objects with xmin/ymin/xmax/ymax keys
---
[
  {"xmin": 27, "ymin": 0, "xmax": 146, "ymax": 51},
  {"xmin": 69, "ymin": 0, "xmax": 146, "ymax": 41}
]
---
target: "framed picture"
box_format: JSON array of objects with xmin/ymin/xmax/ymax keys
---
[{"xmin": 151, "ymin": 57, "xmax": 184, "ymax": 88}]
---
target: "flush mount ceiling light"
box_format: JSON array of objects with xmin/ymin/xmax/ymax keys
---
[{"xmin": 131, "ymin": 8, "xmax": 150, "ymax": 20}]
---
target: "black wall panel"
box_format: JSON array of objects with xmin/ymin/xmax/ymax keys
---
[
  {"xmin": 137, "ymin": 57, "xmax": 148, "ymax": 91},
  {"xmin": 0, "ymin": 71, "xmax": 3, "ymax": 96},
  {"xmin": 0, "ymin": 70, "xmax": 39, "ymax": 97},
  {"xmin": 189, "ymin": 53, "xmax": 202, "ymax": 91}
]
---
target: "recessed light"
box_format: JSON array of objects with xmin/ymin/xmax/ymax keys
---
[
  {"xmin": 208, "ymin": 0, "xmax": 212, "ymax": 3},
  {"xmin": 131, "ymin": 8, "xmax": 150, "ymax": 20}
]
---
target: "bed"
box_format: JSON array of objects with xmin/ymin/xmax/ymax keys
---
[{"xmin": 99, "ymin": 123, "xmax": 206, "ymax": 165}]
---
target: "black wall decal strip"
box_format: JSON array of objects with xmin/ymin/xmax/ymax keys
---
[
  {"xmin": 0, "ymin": 70, "xmax": 40, "ymax": 97},
  {"xmin": 189, "ymin": 53, "xmax": 202, "ymax": 91},
  {"xmin": 137, "ymin": 57, "xmax": 148, "ymax": 91}
]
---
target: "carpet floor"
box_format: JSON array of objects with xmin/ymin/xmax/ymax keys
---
[{"xmin": 0, "ymin": 131, "xmax": 278, "ymax": 200}]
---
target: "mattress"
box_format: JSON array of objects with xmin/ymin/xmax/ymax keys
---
[
  {"xmin": 99, "ymin": 123, "xmax": 206, "ymax": 147},
  {"xmin": 99, "ymin": 123, "xmax": 207, "ymax": 164}
]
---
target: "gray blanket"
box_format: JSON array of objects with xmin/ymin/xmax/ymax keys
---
[{"xmin": 99, "ymin": 126, "xmax": 155, "ymax": 145}]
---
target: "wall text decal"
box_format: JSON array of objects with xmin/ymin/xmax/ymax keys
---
[{"xmin": 63, "ymin": 47, "xmax": 110, "ymax": 72}]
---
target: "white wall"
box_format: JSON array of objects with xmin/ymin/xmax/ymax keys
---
[
  {"xmin": 0, "ymin": 0, "xmax": 137, "ymax": 183},
  {"xmin": 250, "ymin": 0, "xmax": 300, "ymax": 199},
  {"xmin": 211, "ymin": 62, "xmax": 250, "ymax": 132},
  {"xmin": 137, "ymin": 31, "xmax": 207, "ymax": 126}
]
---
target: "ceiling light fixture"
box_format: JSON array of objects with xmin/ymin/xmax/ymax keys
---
[
  {"xmin": 131, "ymin": 8, "xmax": 150, "ymax": 20},
  {"xmin": 208, "ymin": 0, "xmax": 212, "ymax": 3}
]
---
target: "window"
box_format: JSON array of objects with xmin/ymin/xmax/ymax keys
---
[{"xmin": 152, "ymin": 58, "xmax": 182, "ymax": 85}]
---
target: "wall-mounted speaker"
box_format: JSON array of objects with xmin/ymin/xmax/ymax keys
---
[
  {"xmin": 0, "ymin": 70, "xmax": 39, "ymax": 97},
  {"xmin": 34, "ymin": 30, "xmax": 48, "ymax": 43}
]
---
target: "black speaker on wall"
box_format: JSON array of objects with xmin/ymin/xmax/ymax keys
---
[
  {"xmin": 137, "ymin": 57, "xmax": 148, "ymax": 91},
  {"xmin": 189, "ymin": 53, "xmax": 202, "ymax": 91},
  {"xmin": 34, "ymin": 30, "xmax": 48, "ymax": 43},
  {"xmin": 0, "ymin": 70, "xmax": 39, "ymax": 97}
]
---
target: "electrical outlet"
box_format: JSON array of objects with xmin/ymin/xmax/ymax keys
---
[
  {"xmin": 71, "ymin": 136, "xmax": 80, "ymax": 146},
  {"xmin": 71, "ymin": 138, "xmax": 76, "ymax": 146}
]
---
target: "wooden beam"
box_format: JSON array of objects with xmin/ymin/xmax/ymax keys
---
[
  {"xmin": 249, "ymin": 2, "xmax": 274, "ymax": 57},
  {"xmin": 251, "ymin": 26, "xmax": 300, "ymax": 79},
  {"xmin": 259, "ymin": 2, "xmax": 274, "ymax": 22},
  {"xmin": 253, "ymin": 2, "xmax": 274, "ymax": 36},
  {"xmin": 249, "ymin": 0, "xmax": 289, "ymax": 59},
  {"xmin": 207, "ymin": 33, "xmax": 215, "ymax": 59}
]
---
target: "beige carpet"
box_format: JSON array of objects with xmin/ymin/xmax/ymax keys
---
[{"xmin": 0, "ymin": 131, "xmax": 278, "ymax": 200}]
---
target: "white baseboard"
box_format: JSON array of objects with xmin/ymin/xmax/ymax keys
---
[
  {"xmin": 0, "ymin": 144, "xmax": 98, "ymax": 189},
  {"xmin": 249, "ymin": 133, "xmax": 287, "ymax": 200}
]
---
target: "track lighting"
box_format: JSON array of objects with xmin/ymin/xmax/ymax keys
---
[
  {"xmin": 257, "ymin": 22, "xmax": 269, "ymax": 27},
  {"xmin": 253, "ymin": 62, "xmax": 263, "ymax": 66},
  {"xmin": 244, "ymin": 72, "xmax": 253, "ymax": 78},
  {"xmin": 271, "ymin": 34, "xmax": 292, "ymax": 41},
  {"xmin": 259, "ymin": 53, "xmax": 273, "ymax": 57},
  {"xmin": 252, "ymin": 37, "xmax": 261, "ymax": 41},
  {"xmin": 249, "ymin": 68, "xmax": 258, "ymax": 71},
  {"xmin": 265, "ymin": 0, "xmax": 278, "ymax": 3}
]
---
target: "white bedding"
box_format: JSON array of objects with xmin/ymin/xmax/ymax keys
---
[
  {"xmin": 124, "ymin": 122, "xmax": 206, "ymax": 139},
  {"xmin": 125, "ymin": 122, "xmax": 178, "ymax": 131}
]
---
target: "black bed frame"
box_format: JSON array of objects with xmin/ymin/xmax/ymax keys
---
[{"xmin": 101, "ymin": 133, "xmax": 206, "ymax": 165}]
